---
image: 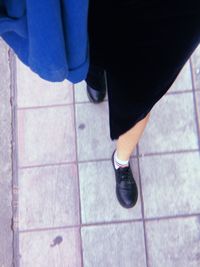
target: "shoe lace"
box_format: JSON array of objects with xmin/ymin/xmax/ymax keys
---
[{"xmin": 118, "ymin": 166, "xmax": 133, "ymax": 184}]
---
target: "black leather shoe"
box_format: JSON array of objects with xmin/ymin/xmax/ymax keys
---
[
  {"xmin": 85, "ymin": 64, "xmax": 106, "ymax": 103},
  {"xmin": 111, "ymin": 149, "xmax": 138, "ymax": 208}
]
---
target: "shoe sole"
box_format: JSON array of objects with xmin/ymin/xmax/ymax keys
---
[
  {"xmin": 111, "ymin": 150, "xmax": 138, "ymax": 209},
  {"xmin": 86, "ymin": 85, "xmax": 106, "ymax": 104}
]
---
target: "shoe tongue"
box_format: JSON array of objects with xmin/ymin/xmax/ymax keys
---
[
  {"xmin": 119, "ymin": 165, "xmax": 129, "ymax": 170},
  {"xmin": 118, "ymin": 166, "xmax": 129, "ymax": 174}
]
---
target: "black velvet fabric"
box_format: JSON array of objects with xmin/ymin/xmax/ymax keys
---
[{"xmin": 87, "ymin": 0, "xmax": 200, "ymax": 140}]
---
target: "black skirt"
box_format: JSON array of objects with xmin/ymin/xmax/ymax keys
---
[{"xmin": 87, "ymin": 0, "xmax": 200, "ymax": 140}]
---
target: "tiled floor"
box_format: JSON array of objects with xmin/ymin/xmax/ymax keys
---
[
  {"xmin": 0, "ymin": 38, "xmax": 13, "ymax": 267},
  {"xmin": 14, "ymin": 43, "xmax": 200, "ymax": 267}
]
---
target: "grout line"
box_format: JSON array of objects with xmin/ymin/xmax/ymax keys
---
[
  {"xmin": 19, "ymin": 224, "xmax": 80, "ymax": 234},
  {"xmin": 18, "ymin": 219, "xmax": 143, "ymax": 233},
  {"xmin": 136, "ymin": 143, "xmax": 139, "ymax": 158},
  {"xmin": 167, "ymin": 88, "xmax": 194, "ymax": 94},
  {"xmin": 137, "ymin": 148, "xmax": 199, "ymax": 157},
  {"xmin": 18, "ymin": 155, "xmax": 138, "ymax": 169},
  {"xmin": 72, "ymin": 83, "xmax": 84, "ymax": 267},
  {"xmin": 17, "ymin": 102, "xmax": 74, "ymax": 110},
  {"xmin": 17, "ymin": 148, "xmax": 199, "ymax": 169},
  {"xmin": 144, "ymin": 212, "xmax": 200, "ymax": 222},
  {"xmin": 18, "ymin": 161, "xmax": 78, "ymax": 169},
  {"xmin": 189, "ymin": 58, "xmax": 200, "ymax": 151},
  {"xmin": 136, "ymin": 153, "xmax": 150, "ymax": 267},
  {"xmin": 18, "ymin": 212, "xmax": 200, "ymax": 234},
  {"xmin": 9, "ymin": 49, "xmax": 19, "ymax": 267},
  {"xmin": 16, "ymin": 88, "xmax": 200, "ymax": 110}
]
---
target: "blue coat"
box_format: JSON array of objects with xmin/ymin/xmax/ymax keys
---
[{"xmin": 0, "ymin": 0, "xmax": 89, "ymax": 83}]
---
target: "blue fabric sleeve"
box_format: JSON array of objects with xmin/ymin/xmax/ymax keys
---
[{"xmin": 0, "ymin": 0, "xmax": 89, "ymax": 83}]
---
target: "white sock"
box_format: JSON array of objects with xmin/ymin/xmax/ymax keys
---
[{"xmin": 114, "ymin": 150, "xmax": 129, "ymax": 169}]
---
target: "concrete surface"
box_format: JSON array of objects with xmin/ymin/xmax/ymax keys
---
[{"xmin": 1, "ymin": 38, "xmax": 200, "ymax": 267}]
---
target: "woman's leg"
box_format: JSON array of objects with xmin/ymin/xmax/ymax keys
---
[{"xmin": 116, "ymin": 111, "xmax": 151, "ymax": 161}]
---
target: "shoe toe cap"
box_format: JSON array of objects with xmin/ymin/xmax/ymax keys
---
[{"xmin": 117, "ymin": 187, "xmax": 138, "ymax": 208}]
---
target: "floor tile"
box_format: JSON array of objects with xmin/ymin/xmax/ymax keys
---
[
  {"xmin": 139, "ymin": 151, "xmax": 200, "ymax": 218},
  {"xmin": 81, "ymin": 221, "xmax": 146, "ymax": 267},
  {"xmin": 191, "ymin": 43, "xmax": 200, "ymax": 90},
  {"xmin": 17, "ymin": 105, "xmax": 76, "ymax": 166},
  {"xmin": 79, "ymin": 158, "xmax": 142, "ymax": 224},
  {"xmin": 74, "ymin": 80, "xmax": 108, "ymax": 103},
  {"xmin": 19, "ymin": 228, "xmax": 81, "ymax": 267},
  {"xmin": 75, "ymin": 101, "xmax": 117, "ymax": 161},
  {"xmin": 16, "ymin": 58, "xmax": 73, "ymax": 107},
  {"xmin": 18, "ymin": 164, "xmax": 80, "ymax": 230},
  {"xmin": 168, "ymin": 60, "xmax": 192, "ymax": 93},
  {"xmin": 146, "ymin": 216, "xmax": 200, "ymax": 267},
  {"xmin": 138, "ymin": 92, "xmax": 198, "ymax": 154}
]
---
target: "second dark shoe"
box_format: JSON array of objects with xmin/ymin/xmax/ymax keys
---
[
  {"xmin": 111, "ymin": 149, "xmax": 138, "ymax": 208},
  {"xmin": 85, "ymin": 64, "xmax": 106, "ymax": 103}
]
